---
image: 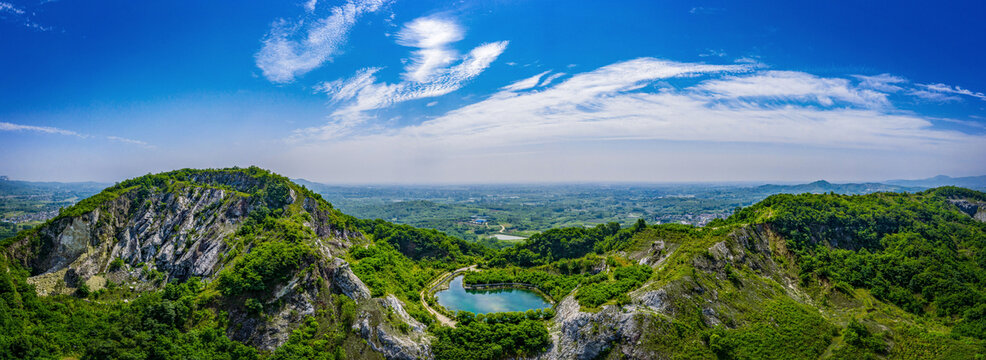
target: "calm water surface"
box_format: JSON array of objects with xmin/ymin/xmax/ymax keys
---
[{"xmin": 436, "ymin": 275, "xmax": 550, "ymax": 314}]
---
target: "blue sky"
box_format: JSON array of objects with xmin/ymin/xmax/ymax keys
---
[{"xmin": 1, "ymin": 0, "xmax": 985, "ymax": 183}]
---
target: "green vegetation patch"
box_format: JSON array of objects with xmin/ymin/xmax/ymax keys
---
[
  {"xmin": 576, "ymin": 262, "xmax": 652, "ymax": 308},
  {"xmin": 705, "ymin": 299, "xmax": 836, "ymax": 360},
  {"xmin": 432, "ymin": 311, "xmax": 551, "ymax": 360},
  {"xmin": 720, "ymin": 189, "xmax": 986, "ymax": 339},
  {"xmin": 216, "ymin": 240, "xmax": 314, "ymax": 297},
  {"xmin": 348, "ymin": 241, "xmax": 437, "ymax": 325}
]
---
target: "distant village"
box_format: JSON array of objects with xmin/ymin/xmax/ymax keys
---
[{"xmin": 1, "ymin": 210, "xmax": 60, "ymax": 224}]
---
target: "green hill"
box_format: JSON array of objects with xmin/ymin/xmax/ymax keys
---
[{"xmin": 2, "ymin": 168, "xmax": 985, "ymax": 359}]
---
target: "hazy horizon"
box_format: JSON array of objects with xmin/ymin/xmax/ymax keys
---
[{"xmin": 1, "ymin": 169, "xmax": 980, "ymax": 187}]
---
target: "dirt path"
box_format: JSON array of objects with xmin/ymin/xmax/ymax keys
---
[
  {"xmin": 499, "ymin": 224, "xmax": 505, "ymax": 233},
  {"xmin": 420, "ymin": 264, "xmax": 477, "ymax": 328}
]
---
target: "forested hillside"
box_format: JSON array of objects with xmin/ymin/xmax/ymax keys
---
[{"xmin": 2, "ymin": 168, "xmax": 985, "ymax": 359}]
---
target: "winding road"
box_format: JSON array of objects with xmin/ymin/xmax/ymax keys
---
[{"xmin": 420, "ymin": 264, "xmax": 477, "ymax": 328}]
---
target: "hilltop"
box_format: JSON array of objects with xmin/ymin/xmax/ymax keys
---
[{"xmin": 0, "ymin": 167, "xmax": 485, "ymax": 359}]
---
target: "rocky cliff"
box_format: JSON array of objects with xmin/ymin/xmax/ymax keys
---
[{"xmin": 0, "ymin": 168, "xmax": 429, "ymax": 357}]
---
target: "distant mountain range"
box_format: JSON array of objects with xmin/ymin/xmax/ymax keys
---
[
  {"xmin": 0, "ymin": 177, "xmax": 110, "ymax": 195},
  {"xmin": 752, "ymin": 180, "xmax": 920, "ymax": 195},
  {"xmin": 886, "ymin": 175, "xmax": 986, "ymax": 190}
]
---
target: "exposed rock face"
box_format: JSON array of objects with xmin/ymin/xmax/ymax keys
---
[
  {"xmin": 544, "ymin": 296, "xmax": 640, "ymax": 360},
  {"xmin": 382, "ymin": 294, "xmax": 426, "ymax": 333},
  {"xmin": 40, "ymin": 211, "xmax": 100, "ymax": 275},
  {"xmin": 950, "ymin": 199, "xmax": 986, "ymax": 222},
  {"xmin": 536, "ymin": 223, "xmax": 803, "ymax": 360},
  {"xmin": 331, "ymin": 257, "xmax": 372, "ymax": 302},
  {"xmin": 229, "ymin": 268, "xmax": 322, "ymax": 350},
  {"xmin": 17, "ymin": 185, "xmax": 247, "ymax": 291},
  {"xmin": 351, "ymin": 293, "xmax": 433, "ymax": 360},
  {"xmin": 637, "ymin": 289, "xmax": 670, "ymax": 313}
]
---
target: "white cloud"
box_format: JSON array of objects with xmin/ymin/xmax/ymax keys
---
[
  {"xmin": 538, "ymin": 72, "xmax": 565, "ymax": 87},
  {"xmin": 699, "ymin": 49, "xmax": 726, "ymax": 57},
  {"xmin": 909, "ymin": 89, "xmax": 961, "ymax": 102},
  {"xmin": 315, "ymin": 67, "xmax": 382, "ymax": 102},
  {"xmin": 697, "ymin": 71, "xmax": 891, "ymax": 108},
  {"xmin": 304, "ymin": 0, "xmax": 318, "ymax": 13},
  {"xmin": 501, "ymin": 71, "xmax": 550, "ymax": 91},
  {"xmin": 397, "ymin": 17, "xmax": 465, "ymax": 83},
  {"xmin": 255, "ymin": 0, "xmax": 391, "ymax": 83},
  {"xmin": 283, "ymin": 58, "xmax": 986, "ymax": 183},
  {"xmin": 915, "ymin": 83, "xmax": 986, "ymax": 101},
  {"xmin": 1, "ymin": 122, "xmax": 153, "ymax": 147},
  {"xmin": 0, "ymin": 122, "xmax": 83, "ymax": 137},
  {"xmin": 306, "ymin": 15, "xmax": 508, "ymax": 138},
  {"xmin": 396, "ymin": 16, "xmax": 463, "ymax": 48},
  {"xmin": 106, "ymin": 136, "xmax": 154, "ymax": 148},
  {"xmin": 853, "ymin": 73, "xmax": 907, "ymax": 92}
]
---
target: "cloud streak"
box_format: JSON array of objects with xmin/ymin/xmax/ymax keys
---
[
  {"xmin": 256, "ymin": 0, "xmax": 391, "ymax": 83},
  {"xmin": 915, "ymin": 83, "xmax": 986, "ymax": 101},
  {"xmin": 1, "ymin": 122, "xmax": 152, "ymax": 148},
  {"xmin": 1, "ymin": 121, "xmax": 84, "ymax": 137},
  {"xmin": 501, "ymin": 71, "xmax": 549, "ymax": 91}
]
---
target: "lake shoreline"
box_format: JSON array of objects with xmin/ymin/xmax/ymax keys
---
[{"xmin": 436, "ymin": 275, "xmax": 553, "ymax": 314}]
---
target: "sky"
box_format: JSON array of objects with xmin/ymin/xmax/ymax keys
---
[{"xmin": 1, "ymin": 0, "xmax": 985, "ymax": 184}]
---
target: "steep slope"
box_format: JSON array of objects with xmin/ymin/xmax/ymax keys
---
[{"xmin": 0, "ymin": 167, "xmax": 482, "ymax": 359}]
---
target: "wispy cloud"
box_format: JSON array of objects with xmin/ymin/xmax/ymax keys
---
[
  {"xmin": 305, "ymin": 16, "xmax": 508, "ymax": 138},
  {"xmin": 0, "ymin": 121, "xmax": 83, "ymax": 137},
  {"xmin": 699, "ymin": 49, "xmax": 726, "ymax": 58},
  {"xmin": 106, "ymin": 136, "xmax": 154, "ymax": 148},
  {"xmin": 697, "ymin": 71, "xmax": 891, "ymax": 107},
  {"xmin": 304, "ymin": 0, "xmax": 318, "ymax": 13},
  {"xmin": 1, "ymin": 121, "xmax": 152, "ymax": 147},
  {"xmin": 501, "ymin": 71, "xmax": 549, "ymax": 91},
  {"xmin": 289, "ymin": 58, "xmax": 984, "ymax": 161},
  {"xmin": 0, "ymin": 2, "xmax": 25, "ymax": 15},
  {"xmin": 255, "ymin": 0, "xmax": 392, "ymax": 83},
  {"xmin": 0, "ymin": 1, "xmax": 52, "ymax": 31},
  {"xmin": 538, "ymin": 72, "xmax": 565, "ymax": 87},
  {"xmin": 914, "ymin": 83, "xmax": 986, "ymax": 101},
  {"xmin": 853, "ymin": 73, "xmax": 907, "ymax": 92}
]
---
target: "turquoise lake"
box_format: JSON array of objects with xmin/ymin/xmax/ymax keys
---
[{"xmin": 435, "ymin": 275, "xmax": 551, "ymax": 314}]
